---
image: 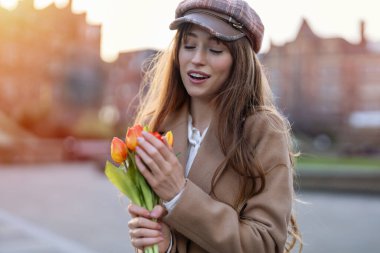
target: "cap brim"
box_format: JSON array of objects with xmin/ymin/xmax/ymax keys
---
[{"xmin": 169, "ymin": 12, "xmax": 245, "ymax": 42}]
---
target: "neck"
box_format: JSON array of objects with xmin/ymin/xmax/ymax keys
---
[{"xmin": 189, "ymin": 99, "xmax": 213, "ymax": 132}]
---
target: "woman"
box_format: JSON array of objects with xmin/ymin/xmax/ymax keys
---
[{"xmin": 127, "ymin": 0, "xmax": 302, "ymax": 252}]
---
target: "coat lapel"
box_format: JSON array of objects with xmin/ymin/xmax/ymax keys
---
[
  {"xmin": 188, "ymin": 116, "xmax": 225, "ymax": 194},
  {"xmin": 160, "ymin": 106, "xmax": 225, "ymax": 194}
]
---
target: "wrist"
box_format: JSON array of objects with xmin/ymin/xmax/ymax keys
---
[
  {"xmin": 162, "ymin": 179, "xmax": 187, "ymax": 211},
  {"xmin": 166, "ymin": 178, "xmax": 187, "ymax": 202},
  {"xmin": 178, "ymin": 178, "xmax": 187, "ymax": 194}
]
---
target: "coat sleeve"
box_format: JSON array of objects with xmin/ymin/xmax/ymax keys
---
[{"xmin": 163, "ymin": 113, "xmax": 293, "ymax": 253}]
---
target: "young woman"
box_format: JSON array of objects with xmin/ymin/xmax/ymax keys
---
[{"xmin": 127, "ymin": 0, "xmax": 302, "ymax": 252}]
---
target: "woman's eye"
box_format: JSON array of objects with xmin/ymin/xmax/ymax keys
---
[
  {"xmin": 184, "ymin": 45, "xmax": 195, "ymax": 49},
  {"xmin": 210, "ymin": 49, "xmax": 223, "ymax": 54}
]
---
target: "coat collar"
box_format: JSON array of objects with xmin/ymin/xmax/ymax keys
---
[{"xmin": 159, "ymin": 104, "xmax": 225, "ymax": 194}]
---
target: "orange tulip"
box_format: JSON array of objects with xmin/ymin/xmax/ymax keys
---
[
  {"xmin": 165, "ymin": 131, "xmax": 174, "ymax": 147},
  {"xmin": 110, "ymin": 137, "xmax": 127, "ymax": 163},
  {"xmin": 126, "ymin": 124, "xmax": 143, "ymax": 151}
]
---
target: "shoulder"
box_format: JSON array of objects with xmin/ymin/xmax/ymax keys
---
[
  {"xmin": 244, "ymin": 109, "xmax": 290, "ymax": 142},
  {"xmin": 244, "ymin": 109, "xmax": 292, "ymax": 171}
]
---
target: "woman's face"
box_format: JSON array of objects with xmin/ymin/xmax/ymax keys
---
[{"xmin": 178, "ymin": 25, "xmax": 233, "ymax": 103}]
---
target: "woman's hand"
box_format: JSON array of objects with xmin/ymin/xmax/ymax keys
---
[
  {"xmin": 135, "ymin": 131, "xmax": 186, "ymax": 201},
  {"xmin": 128, "ymin": 204, "xmax": 171, "ymax": 253}
]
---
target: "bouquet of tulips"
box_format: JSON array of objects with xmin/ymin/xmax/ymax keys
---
[{"xmin": 104, "ymin": 124, "xmax": 173, "ymax": 253}]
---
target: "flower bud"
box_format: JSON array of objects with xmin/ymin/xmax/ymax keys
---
[
  {"xmin": 165, "ymin": 131, "xmax": 174, "ymax": 147},
  {"xmin": 126, "ymin": 124, "xmax": 143, "ymax": 151},
  {"xmin": 110, "ymin": 137, "xmax": 127, "ymax": 163}
]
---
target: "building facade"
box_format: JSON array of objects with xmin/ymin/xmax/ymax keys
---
[
  {"xmin": 0, "ymin": 0, "xmax": 105, "ymax": 137},
  {"xmin": 262, "ymin": 20, "xmax": 380, "ymax": 153}
]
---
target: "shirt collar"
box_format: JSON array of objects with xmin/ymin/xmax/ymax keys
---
[{"xmin": 187, "ymin": 114, "xmax": 209, "ymax": 146}]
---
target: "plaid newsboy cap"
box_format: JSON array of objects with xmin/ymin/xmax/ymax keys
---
[{"xmin": 169, "ymin": 0, "xmax": 264, "ymax": 53}]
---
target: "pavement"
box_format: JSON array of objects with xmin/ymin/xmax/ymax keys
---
[
  {"xmin": 0, "ymin": 162, "xmax": 135, "ymax": 253},
  {"xmin": 0, "ymin": 208, "xmax": 97, "ymax": 253},
  {"xmin": 0, "ymin": 162, "xmax": 379, "ymax": 253}
]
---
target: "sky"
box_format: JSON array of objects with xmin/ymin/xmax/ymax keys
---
[{"xmin": 1, "ymin": 0, "xmax": 380, "ymax": 62}]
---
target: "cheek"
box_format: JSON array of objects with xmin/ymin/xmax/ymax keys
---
[{"xmin": 214, "ymin": 57, "xmax": 233, "ymax": 79}]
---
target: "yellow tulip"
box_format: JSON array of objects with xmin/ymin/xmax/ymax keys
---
[{"xmin": 165, "ymin": 131, "xmax": 174, "ymax": 147}]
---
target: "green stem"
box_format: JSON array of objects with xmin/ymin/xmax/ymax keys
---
[
  {"xmin": 130, "ymin": 153, "xmax": 158, "ymax": 211},
  {"xmin": 123, "ymin": 161, "xmax": 128, "ymax": 172},
  {"xmin": 144, "ymin": 246, "xmax": 153, "ymax": 253},
  {"xmin": 153, "ymin": 244, "xmax": 159, "ymax": 253}
]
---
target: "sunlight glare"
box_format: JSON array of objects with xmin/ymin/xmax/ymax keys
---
[
  {"xmin": 0, "ymin": 0, "xmax": 18, "ymax": 10},
  {"xmin": 34, "ymin": 0, "xmax": 68, "ymax": 9},
  {"xmin": 55, "ymin": 0, "xmax": 67, "ymax": 8}
]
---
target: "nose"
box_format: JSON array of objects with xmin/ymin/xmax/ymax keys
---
[{"xmin": 191, "ymin": 48, "xmax": 206, "ymax": 66}]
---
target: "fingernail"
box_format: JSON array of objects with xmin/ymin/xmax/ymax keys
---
[
  {"xmin": 137, "ymin": 137, "xmax": 143, "ymax": 143},
  {"xmin": 150, "ymin": 210, "xmax": 158, "ymax": 218}
]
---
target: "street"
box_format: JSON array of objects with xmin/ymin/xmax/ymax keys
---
[{"xmin": 0, "ymin": 162, "xmax": 379, "ymax": 253}]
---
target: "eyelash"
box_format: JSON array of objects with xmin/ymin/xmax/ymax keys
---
[
  {"xmin": 184, "ymin": 45, "xmax": 195, "ymax": 49},
  {"xmin": 210, "ymin": 49, "xmax": 223, "ymax": 54},
  {"xmin": 183, "ymin": 45, "xmax": 223, "ymax": 54}
]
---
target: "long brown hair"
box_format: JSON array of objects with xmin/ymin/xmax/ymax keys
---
[{"xmin": 135, "ymin": 24, "xmax": 302, "ymax": 252}]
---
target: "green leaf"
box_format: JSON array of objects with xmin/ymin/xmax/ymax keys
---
[
  {"xmin": 104, "ymin": 161, "xmax": 142, "ymax": 206},
  {"xmin": 129, "ymin": 154, "xmax": 158, "ymax": 211}
]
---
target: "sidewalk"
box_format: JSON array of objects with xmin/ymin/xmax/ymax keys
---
[
  {"xmin": 0, "ymin": 162, "xmax": 134, "ymax": 253},
  {"xmin": 0, "ymin": 209, "xmax": 97, "ymax": 253}
]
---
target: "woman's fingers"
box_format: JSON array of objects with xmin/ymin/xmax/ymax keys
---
[
  {"xmin": 141, "ymin": 131, "xmax": 173, "ymax": 160},
  {"xmin": 129, "ymin": 225, "xmax": 164, "ymax": 250},
  {"xmin": 135, "ymin": 145, "xmax": 160, "ymax": 174},
  {"xmin": 130, "ymin": 236, "xmax": 164, "ymax": 250},
  {"xmin": 135, "ymin": 153, "xmax": 155, "ymax": 186},
  {"xmin": 129, "ymin": 227, "xmax": 163, "ymax": 238},
  {"xmin": 127, "ymin": 204, "xmax": 150, "ymax": 219},
  {"xmin": 136, "ymin": 140, "xmax": 166, "ymax": 177},
  {"xmin": 136, "ymin": 131, "xmax": 186, "ymax": 201},
  {"xmin": 150, "ymin": 205, "xmax": 168, "ymax": 219},
  {"xmin": 127, "ymin": 205, "xmax": 171, "ymax": 252},
  {"xmin": 136, "ymin": 132, "xmax": 178, "ymax": 175},
  {"xmin": 128, "ymin": 216, "xmax": 162, "ymax": 230},
  {"xmin": 128, "ymin": 213, "xmax": 165, "ymax": 250}
]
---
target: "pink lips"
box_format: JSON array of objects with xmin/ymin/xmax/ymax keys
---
[{"xmin": 187, "ymin": 70, "xmax": 210, "ymax": 84}]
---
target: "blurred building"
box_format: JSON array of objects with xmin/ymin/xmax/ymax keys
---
[
  {"xmin": 1, "ymin": 1, "xmax": 379, "ymax": 160},
  {"xmin": 103, "ymin": 49, "xmax": 158, "ymax": 133},
  {"xmin": 262, "ymin": 19, "xmax": 380, "ymax": 154},
  {"xmin": 0, "ymin": 1, "xmax": 157, "ymax": 162},
  {"xmin": 0, "ymin": 0, "xmax": 106, "ymax": 138}
]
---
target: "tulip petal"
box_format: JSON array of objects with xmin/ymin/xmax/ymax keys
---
[
  {"xmin": 111, "ymin": 137, "xmax": 127, "ymax": 163},
  {"xmin": 165, "ymin": 131, "xmax": 174, "ymax": 147}
]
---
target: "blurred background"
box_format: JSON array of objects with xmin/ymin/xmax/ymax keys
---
[{"xmin": 0, "ymin": 0, "xmax": 379, "ymax": 253}]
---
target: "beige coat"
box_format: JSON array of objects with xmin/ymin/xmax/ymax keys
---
[{"xmin": 159, "ymin": 105, "xmax": 293, "ymax": 253}]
